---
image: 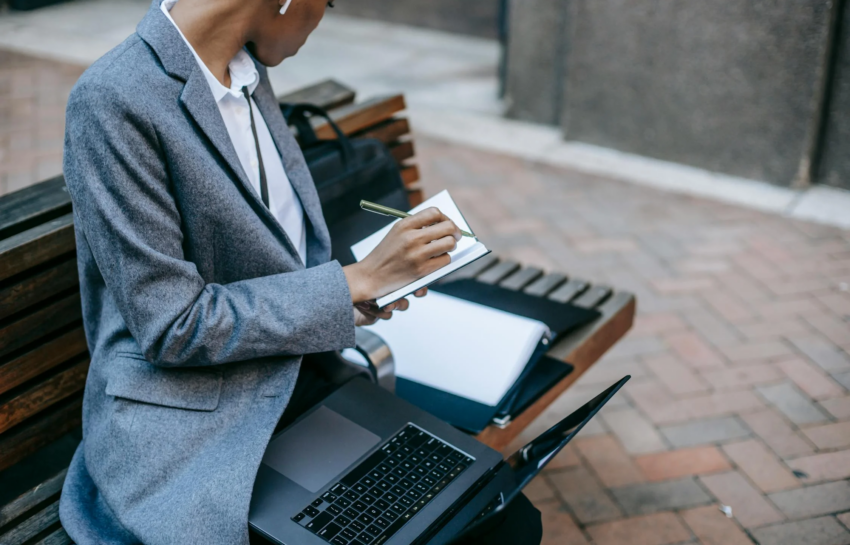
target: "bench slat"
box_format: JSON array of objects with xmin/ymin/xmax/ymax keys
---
[
  {"xmin": 0, "ymin": 358, "xmax": 90, "ymax": 435},
  {"xmin": 314, "ymin": 95, "xmax": 406, "ymax": 140},
  {"xmin": 0, "ymin": 258, "xmax": 79, "ymax": 321},
  {"xmin": 499, "ymin": 267, "xmax": 543, "ymax": 291},
  {"xmin": 439, "ymin": 254, "xmax": 499, "ymax": 284},
  {"xmin": 0, "ymin": 293, "xmax": 82, "ymax": 360},
  {"xmin": 277, "ymin": 79, "xmax": 356, "ymax": 111},
  {"xmin": 523, "ymin": 273, "xmax": 567, "ymax": 297},
  {"xmin": 400, "ymin": 165, "xmax": 420, "ymax": 187},
  {"xmin": 547, "ymin": 278, "xmax": 589, "ymax": 304},
  {"xmin": 33, "ymin": 527, "xmax": 72, "ymax": 545},
  {"xmin": 0, "ymin": 500, "xmax": 60, "ymax": 545},
  {"xmin": 407, "ymin": 189, "xmax": 425, "ymax": 208},
  {"xmin": 0, "ymin": 469, "xmax": 66, "ymax": 527},
  {"xmin": 0, "ymin": 176, "xmax": 70, "ymax": 243},
  {"xmin": 572, "ymin": 285, "xmax": 613, "ymax": 309},
  {"xmin": 0, "ymin": 215, "xmax": 75, "ymax": 283},
  {"xmin": 390, "ymin": 141, "xmax": 415, "ymax": 165},
  {"xmin": 353, "ymin": 118, "xmax": 410, "ymax": 145},
  {"xmin": 0, "ymin": 395, "xmax": 82, "ymax": 473},
  {"xmin": 0, "ymin": 327, "xmax": 87, "ymax": 398},
  {"xmin": 476, "ymin": 261, "xmax": 520, "ymax": 285}
]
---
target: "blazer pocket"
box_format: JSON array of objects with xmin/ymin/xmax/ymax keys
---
[{"xmin": 106, "ymin": 354, "xmax": 222, "ymax": 412}]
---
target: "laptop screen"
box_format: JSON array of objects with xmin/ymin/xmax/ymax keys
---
[{"xmin": 504, "ymin": 376, "xmax": 630, "ymax": 498}]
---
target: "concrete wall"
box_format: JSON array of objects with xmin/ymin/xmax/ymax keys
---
[
  {"xmin": 506, "ymin": 0, "xmax": 840, "ymax": 188},
  {"xmin": 332, "ymin": 0, "xmax": 500, "ymax": 39},
  {"xmin": 818, "ymin": 2, "xmax": 850, "ymax": 190}
]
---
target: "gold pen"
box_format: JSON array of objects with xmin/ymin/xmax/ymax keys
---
[{"xmin": 360, "ymin": 200, "xmax": 475, "ymax": 238}]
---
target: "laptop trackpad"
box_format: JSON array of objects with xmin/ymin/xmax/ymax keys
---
[{"xmin": 262, "ymin": 406, "xmax": 381, "ymax": 493}]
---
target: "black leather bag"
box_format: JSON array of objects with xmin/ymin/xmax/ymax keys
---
[{"xmin": 282, "ymin": 103, "xmax": 410, "ymax": 266}]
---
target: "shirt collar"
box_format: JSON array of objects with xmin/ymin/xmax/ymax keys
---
[{"xmin": 160, "ymin": 0, "xmax": 259, "ymax": 102}]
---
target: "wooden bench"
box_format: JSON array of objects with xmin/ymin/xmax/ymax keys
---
[{"xmin": 0, "ymin": 80, "xmax": 635, "ymax": 544}]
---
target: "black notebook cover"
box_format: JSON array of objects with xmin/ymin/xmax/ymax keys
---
[
  {"xmin": 431, "ymin": 279, "xmax": 600, "ymax": 340},
  {"xmin": 495, "ymin": 356, "xmax": 574, "ymax": 419}
]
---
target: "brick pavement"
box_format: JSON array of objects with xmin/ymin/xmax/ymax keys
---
[
  {"xmin": 415, "ymin": 139, "xmax": 850, "ymax": 544},
  {"xmin": 0, "ymin": 49, "xmax": 82, "ymax": 197},
  {"xmin": 2, "ymin": 48, "xmax": 850, "ymax": 544}
]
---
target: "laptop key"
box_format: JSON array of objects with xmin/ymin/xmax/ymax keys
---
[
  {"xmin": 336, "ymin": 497, "xmax": 352, "ymax": 508},
  {"xmin": 369, "ymin": 487, "xmax": 385, "ymax": 498},
  {"xmin": 361, "ymin": 476, "xmax": 376, "ymax": 487},
  {"xmin": 353, "ymin": 483, "xmax": 368, "ymax": 494},
  {"xmin": 358, "ymin": 531, "xmax": 375, "ymax": 544},
  {"xmin": 383, "ymin": 492, "xmax": 398, "ymax": 503},
  {"xmin": 400, "ymin": 478, "xmax": 414, "ymax": 489},
  {"xmin": 366, "ymin": 506, "xmax": 381, "ymax": 518},
  {"xmin": 318, "ymin": 522, "xmax": 341, "ymax": 539},
  {"xmin": 376, "ymin": 481, "xmax": 391, "ymax": 491},
  {"xmin": 305, "ymin": 512, "xmax": 333, "ymax": 533},
  {"xmin": 344, "ymin": 508, "xmax": 359, "ymax": 519},
  {"xmin": 375, "ymin": 499, "xmax": 390, "ymax": 510},
  {"xmin": 341, "ymin": 527, "xmax": 358, "ymax": 540},
  {"xmin": 383, "ymin": 510, "xmax": 398, "ymax": 521},
  {"xmin": 292, "ymin": 513, "xmax": 305, "ymax": 523},
  {"xmin": 357, "ymin": 513, "xmax": 374, "ymax": 525},
  {"xmin": 323, "ymin": 492, "xmax": 338, "ymax": 503},
  {"xmin": 391, "ymin": 485, "xmax": 406, "ymax": 496},
  {"xmin": 332, "ymin": 483, "xmax": 348, "ymax": 494},
  {"xmin": 344, "ymin": 490, "xmax": 359, "ymax": 502},
  {"xmin": 360, "ymin": 494, "xmax": 376, "ymax": 505},
  {"xmin": 374, "ymin": 517, "xmax": 390, "ymax": 529},
  {"xmin": 366, "ymin": 524, "xmax": 382, "ymax": 536},
  {"xmin": 335, "ymin": 515, "xmax": 351, "ymax": 527},
  {"xmin": 304, "ymin": 506, "xmax": 320, "ymax": 518},
  {"xmin": 390, "ymin": 503, "xmax": 406, "ymax": 515},
  {"xmin": 312, "ymin": 498, "xmax": 324, "ymax": 508},
  {"xmin": 326, "ymin": 504, "xmax": 342, "ymax": 516},
  {"xmin": 331, "ymin": 537, "xmax": 348, "ymax": 545},
  {"xmin": 349, "ymin": 520, "xmax": 365, "ymax": 533},
  {"xmin": 353, "ymin": 501, "xmax": 368, "ymax": 512}
]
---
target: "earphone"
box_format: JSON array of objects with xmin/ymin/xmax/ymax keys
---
[{"xmin": 279, "ymin": 0, "xmax": 292, "ymax": 15}]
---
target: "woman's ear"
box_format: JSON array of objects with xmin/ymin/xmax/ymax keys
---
[{"xmin": 279, "ymin": 0, "xmax": 292, "ymax": 15}]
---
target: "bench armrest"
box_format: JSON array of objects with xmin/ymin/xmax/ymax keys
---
[{"xmin": 351, "ymin": 328, "xmax": 396, "ymax": 393}]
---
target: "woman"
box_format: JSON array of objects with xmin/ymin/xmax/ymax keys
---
[{"xmin": 58, "ymin": 0, "xmax": 541, "ymax": 544}]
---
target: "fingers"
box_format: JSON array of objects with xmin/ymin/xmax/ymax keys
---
[
  {"xmin": 418, "ymin": 220, "xmax": 462, "ymax": 246},
  {"xmin": 420, "ymin": 235, "xmax": 458, "ymax": 259},
  {"xmin": 392, "ymin": 298, "xmax": 410, "ymax": 312},
  {"xmin": 403, "ymin": 207, "xmax": 452, "ymax": 230},
  {"xmin": 414, "ymin": 287, "xmax": 428, "ymax": 297}
]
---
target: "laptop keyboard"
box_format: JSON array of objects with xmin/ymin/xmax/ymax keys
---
[{"xmin": 292, "ymin": 424, "xmax": 474, "ymax": 545}]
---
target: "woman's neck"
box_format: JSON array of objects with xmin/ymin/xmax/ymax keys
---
[{"xmin": 169, "ymin": 0, "xmax": 252, "ymax": 88}]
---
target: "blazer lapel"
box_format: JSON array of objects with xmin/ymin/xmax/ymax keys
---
[
  {"xmin": 252, "ymin": 74, "xmax": 334, "ymax": 267},
  {"xmin": 137, "ymin": 3, "xmax": 303, "ymax": 262}
]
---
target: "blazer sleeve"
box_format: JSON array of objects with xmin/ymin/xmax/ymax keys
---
[{"xmin": 63, "ymin": 82, "xmax": 355, "ymax": 367}]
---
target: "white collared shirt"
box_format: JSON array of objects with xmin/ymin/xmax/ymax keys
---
[{"xmin": 161, "ymin": 0, "xmax": 307, "ymax": 264}]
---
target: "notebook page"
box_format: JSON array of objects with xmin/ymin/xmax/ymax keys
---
[{"xmin": 366, "ymin": 292, "xmax": 549, "ymax": 406}]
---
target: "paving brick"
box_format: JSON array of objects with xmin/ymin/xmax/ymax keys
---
[
  {"xmin": 756, "ymin": 382, "xmax": 830, "ymax": 425},
  {"xmin": 801, "ymin": 421, "xmax": 850, "ymax": 450},
  {"xmin": 545, "ymin": 443, "xmax": 582, "ymax": 470},
  {"xmin": 718, "ymin": 340, "xmax": 793, "ymax": 364},
  {"xmin": 833, "ymin": 370, "xmax": 850, "ymax": 391},
  {"xmin": 775, "ymin": 357, "xmax": 847, "ymax": 400},
  {"xmin": 631, "ymin": 312, "xmax": 689, "ymax": 336},
  {"xmin": 818, "ymin": 396, "xmax": 850, "ymax": 419},
  {"xmin": 602, "ymin": 336, "xmax": 667, "ymax": 359},
  {"xmin": 600, "ymin": 407, "xmax": 668, "ymax": 455},
  {"xmin": 704, "ymin": 291, "xmax": 756, "ymax": 323},
  {"xmin": 737, "ymin": 319, "xmax": 813, "ymax": 340},
  {"xmin": 699, "ymin": 363, "xmax": 784, "ymax": 390},
  {"xmin": 839, "ymin": 512, "xmax": 850, "ymax": 531},
  {"xmin": 610, "ymin": 477, "xmax": 713, "ymax": 516},
  {"xmin": 537, "ymin": 501, "xmax": 589, "ymax": 545},
  {"xmin": 660, "ymin": 416, "xmax": 751, "ymax": 448},
  {"xmin": 635, "ymin": 446, "xmax": 731, "ymax": 482},
  {"xmin": 787, "ymin": 450, "xmax": 850, "ymax": 483},
  {"xmin": 586, "ymin": 512, "xmax": 692, "ymax": 545},
  {"xmin": 681, "ymin": 307, "xmax": 744, "ymax": 347},
  {"xmin": 665, "ymin": 332, "xmax": 726, "ymax": 368},
  {"xmin": 787, "ymin": 336, "xmax": 850, "ymax": 372},
  {"xmin": 526, "ymin": 475, "xmax": 558, "ymax": 503},
  {"xmin": 751, "ymin": 516, "xmax": 850, "ymax": 545},
  {"xmin": 548, "ymin": 466, "xmax": 622, "ymax": 524},
  {"xmin": 721, "ymin": 440, "xmax": 800, "ymax": 493},
  {"xmin": 740, "ymin": 409, "xmax": 815, "ymax": 459},
  {"xmin": 802, "ymin": 314, "xmax": 850, "ymax": 353},
  {"xmin": 651, "ymin": 277, "xmax": 716, "ymax": 294},
  {"xmin": 699, "ymin": 471, "xmax": 785, "ymax": 528},
  {"xmin": 573, "ymin": 435, "xmax": 645, "ymax": 488},
  {"xmin": 680, "ymin": 505, "xmax": 755, "ymax": 545},
  {"xmin": 577, "ymin": 356, "xmax": 648, "ymax": 386},
  {"xmin": 624, "ymin": 380, "xmax": 683, "ymax": 424},
  {"xmin": 643, "ymin": 353, "xmax": 710, "ymax": 395},
  {"xmin": 769, "ymin": 481, "xmax": 850, "ymax": 519}
]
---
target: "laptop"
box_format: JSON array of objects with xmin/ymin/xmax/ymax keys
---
[{"xmin": 249, "ymin": 375, "xmax": 630, "ymax": 545}]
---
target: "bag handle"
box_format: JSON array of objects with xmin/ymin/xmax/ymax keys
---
[{"xmin": 281, "ymin": 103, "xmax": 355, "ymax": 166}]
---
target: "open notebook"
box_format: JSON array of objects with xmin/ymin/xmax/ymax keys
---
[
  {"xmin": 363, "ymin": 291, "xmax": 550, "ymax": 407},
  {"xmin": 350, "ymin": 190, "xmax": 490, "ymax": 308}
]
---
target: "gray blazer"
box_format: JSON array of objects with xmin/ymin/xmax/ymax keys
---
[{"xmin": 58, "ymin": 2, "xmax": 356, "ymax": 544}]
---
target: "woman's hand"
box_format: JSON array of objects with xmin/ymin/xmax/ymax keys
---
[
  {"xmin": 352, "ymin": 288, "xmax": 428, "ymax": 326},
  {"xmin": 343, "ymin": 208, "xmax": 460, "ymax": 303}
]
